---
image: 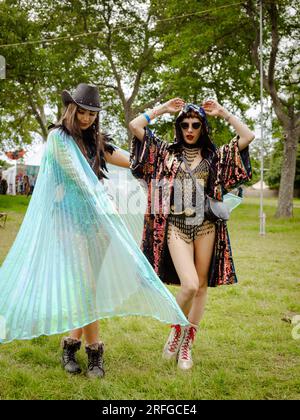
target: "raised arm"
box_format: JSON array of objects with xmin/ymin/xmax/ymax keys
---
[
  {"xmin": 202, "ymin": 99, "xmax": 255, "ymax": 151},
  {"xmin": 129, "ymin": 98, "xmax": 185, "ymax": 141},
  {"xmin": 105, "ymin": 148, "xmax": 130, "ymax": 168}
]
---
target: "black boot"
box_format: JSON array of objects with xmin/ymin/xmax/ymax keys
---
[
  {"xmin": 85, "ymin": 342, "xmax": 105, "ymax": 378},
  {"xmin": 61, "ymin": 337, "xmax": 82, "ymax": 374}
]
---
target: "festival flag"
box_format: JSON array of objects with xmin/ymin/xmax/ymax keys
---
[{"xmin": 5, "ymin": 150, "xmax": 26, "ymax": 160}]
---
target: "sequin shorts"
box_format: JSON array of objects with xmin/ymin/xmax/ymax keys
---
[{"xmin": 167, "ymin": 215, "xmax": 215, "ymax": 244}]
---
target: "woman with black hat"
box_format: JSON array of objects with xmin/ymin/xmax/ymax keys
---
[
  {"xmin": 0, "ymin": 85, "xmax": 188, "ymax": 378},
  {"xmin": 129, "ymin": 98, "xmax": 254, "ymax": 370},
  {"xmin": 56, "ymin": 83, "xmax": 129, "ymax": 378}
]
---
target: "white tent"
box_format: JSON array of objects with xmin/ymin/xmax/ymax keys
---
[
  {"xmin": 251, "ymin": 180, "xmax": 270, "ymax": 190},
  {"xmin": 2, "ymin": 163, "xmax": 39, "ymax": 195},
  {"xmin": 2, "ymin": 165, "xmax": 17, "ymax": 195}
]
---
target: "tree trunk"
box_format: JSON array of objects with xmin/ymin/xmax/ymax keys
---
[
  {"xmin": 124, "ymin": 105, "xmax": 134, "ymax": 146},
  {"xmin": 38, "ymin": 105, "xmax": 48, "ymax": 142},
  {"xmin": 27, "ymin": 93, "xmax": 48, "ymax": 142},
  {"xmin": 275, "ymin": 128, "xmax": 298, "ymax": 217}
]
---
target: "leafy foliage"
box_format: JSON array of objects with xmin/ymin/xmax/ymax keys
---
[
  {"xmin": 0, "ymin": 159, "xmax": 12, "ymax": 170},
  {"xmin": 266, "ymin": 140, "xmax": 300, "ymax": 192},
  {"xmin": 0, "ymin": 0, "xmax": 299, "ymax": 212}
]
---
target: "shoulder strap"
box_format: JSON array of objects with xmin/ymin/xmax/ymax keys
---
[{"xmin": 181, "ymin": 155, "xmax": 204, "ymax": 196}]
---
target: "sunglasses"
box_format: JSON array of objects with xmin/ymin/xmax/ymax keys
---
[{"xmin": 180, "ymin": 122, "xmax": 202, "ymax": 130}]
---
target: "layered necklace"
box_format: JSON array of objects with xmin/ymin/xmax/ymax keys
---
[{"xmin": 182, "ymin": 144, "xmax": 201, "ymax": 166}]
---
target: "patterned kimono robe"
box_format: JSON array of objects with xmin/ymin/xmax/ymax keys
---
[{"xmin": 130, "ymin": 128, "xmax": 252, "ymax": 287}]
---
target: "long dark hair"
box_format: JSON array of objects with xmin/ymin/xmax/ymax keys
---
[
  {"xmin": 172, "ymin": 106, "xmax": 216, "ymax": 160},
  {"xmin": 54, "ymin": 103, "xmax": 107, "ymax": 179}
]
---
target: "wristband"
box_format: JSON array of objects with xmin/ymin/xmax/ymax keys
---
[{"xmin": 143, "ymin": 112, "xmax": 151, "ymax": 123}]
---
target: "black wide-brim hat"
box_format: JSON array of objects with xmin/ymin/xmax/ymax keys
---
[{"xmin": 61, "ymin": 83, "xmax": 101, "ymax": 112}]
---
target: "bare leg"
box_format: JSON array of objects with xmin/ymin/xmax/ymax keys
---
[
  {"xmin": 83, "ymin": 321, "xmax": 100, "ymax": 346},
  {"xmin": 68, "ymin": 321, "xmax": 100, "ymax": 344},
  {"xmin": 69, "ymin": 328, "xmax": 83, "ymax": 341},
  {"xmin": 167, "ymin": 226, "xmax": 199, "ymax": 316},
  {"xmin": 188, "ymin": 225, "xmax": 216, "ymax": 325}
]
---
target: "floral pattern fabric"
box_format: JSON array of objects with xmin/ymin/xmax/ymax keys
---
[{"xmin": 130, "ymin": 128, "xmax": 252, "ymax": 287}]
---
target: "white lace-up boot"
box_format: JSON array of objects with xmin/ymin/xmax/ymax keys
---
[
  {"xmin": 177, "ymin": 325, "xmax": 197, "ymax": 370},
  {"xmin": 162, "ymin": 324, "xmax": 184, "ymax": 360}
]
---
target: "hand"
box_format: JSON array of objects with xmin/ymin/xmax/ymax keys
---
[
  {"xmin": 162, "ymin": 98, "xmax": 185, "ymax": 114},
  {"xmin": 202, "ymin": 99, "xmax": 227, "ymax": 118}
]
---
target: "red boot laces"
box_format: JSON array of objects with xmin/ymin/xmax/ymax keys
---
[
  {"xmin": 180, "ymin": 326, "xmax": 196, "ymax": 360},
  {"xmin": 168, "ymin": 324, "xmax": 182, "ymax": 352}
]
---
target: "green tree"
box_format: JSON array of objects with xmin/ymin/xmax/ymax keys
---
[
  {"xmin": 245, "ymin": 0, "xmax": 300, "ymax": 217},
  {"xmin": 155, "ymin": 0, "xmax": 299, "ymax": 217},
  {"xmin": 0, "ymin": 0, "xmax": 92, "ymax": 145},
  {"xmin": 0, "ymin": 159, "xmax": 11, "ymax": 170},
  {"xmin": 0, "ymin": 0, "xmax": 176, "ymax": 148},
  {"xmin": 266, "ymin": 139, "xmax": 300, "ymax": 195}
]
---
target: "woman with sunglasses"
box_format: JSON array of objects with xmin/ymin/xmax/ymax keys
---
[{"xmin": 129, "ymin": 98, "xmax": 254, "ymax": 370}]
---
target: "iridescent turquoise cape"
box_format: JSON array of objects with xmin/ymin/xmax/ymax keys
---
[{"xmin": 0, "ymin": 128, "xmax": 188, "ymax": 344}]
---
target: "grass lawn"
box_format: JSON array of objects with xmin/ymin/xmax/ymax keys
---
[{"xmin": 0, "ymin": 195, "xmax": 299, "ymax": 400}]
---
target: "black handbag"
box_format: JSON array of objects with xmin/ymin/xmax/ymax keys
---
[{"xmin": 181, "ymin": 155, "xmax": 230, "ymax": 222}]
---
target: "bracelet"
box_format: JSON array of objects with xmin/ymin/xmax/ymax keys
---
[{"xmin": 143, "ymin": 112, "xmax": 151, "ymax": 123}]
